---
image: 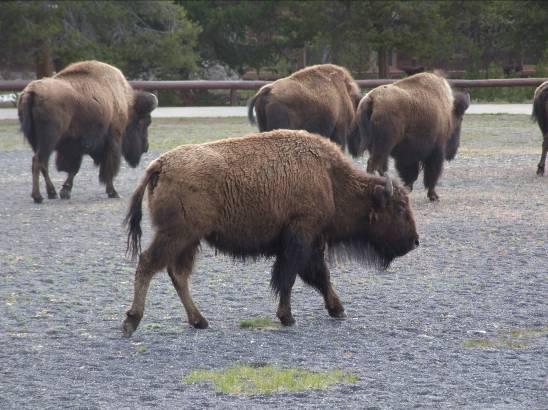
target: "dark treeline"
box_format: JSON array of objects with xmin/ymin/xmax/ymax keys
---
[{"xmin": 0, "ymin": 1, "xmax": 547, "ymax": 101}]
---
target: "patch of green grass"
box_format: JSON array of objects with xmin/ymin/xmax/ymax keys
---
[
  {"xmin": 148, "ymin": 117, "xmax": 254, "ymax": 150},
  {"xmin": 239, "ymin": 317, "xmax": 281, "ymax": 331},
  {"xmin": 135, "ymin": 345, "xmax": 147, "ymax": 353},
  {"xmin": 183, "ymin": 364, "xmax": 358, "ymax": 395},
  {"xmin": 142, "ymin": 323, "xmax": 163, "ymax": 330},
  {"xmin": 509, "ymin": 327, "xmax": 548, "ymax": 338},
  {"xmin": 462, "ymin": 327, "xmax": 547, "ymax": 350}
]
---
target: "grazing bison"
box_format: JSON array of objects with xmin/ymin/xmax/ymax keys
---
[
  {"xmin": 247, "ymin": 64, "xmax": 361, "ymax": 150},
  {"xmin": 349, "ymin": 72, "xmax": 470, "ymax": 201},
  {"xmin": 122, "ymin": 130, "xmax": 419, "ymax": 337},
  {"xmin": 17, "ymin": 60, "xmax": 158, "ymax": 203},
  {"xmin": 532, "ymin": 80, "xmax": 548, "ymax": 176}
]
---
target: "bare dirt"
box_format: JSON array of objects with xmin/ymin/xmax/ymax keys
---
[{"xmin": 0, "ymin": 115, "xmax": 546, "ymax": 409}]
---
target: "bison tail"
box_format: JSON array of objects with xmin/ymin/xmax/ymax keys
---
[
  {"xmin": 124, "ymin": 163, "xmax": 160, "ymax": 260},
  {"xmin": 247, "ymin": 93, "xmax": 258, "ymax": 125},
  {"xmin": 17, "ymin": 91, "xmax": 37, "ymax": 152},
  {"xmin": 532, "ymin": 86, "xmax": 548, "ymax": 134},
  {"xmin": 349, "ymin": 97, "xmax": 373, "ymax": 158},
  {"xmin": 248, "ymin": 85, "xmax": 272, "ymax": 129}
]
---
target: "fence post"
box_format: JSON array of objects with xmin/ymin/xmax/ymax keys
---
[{"xmin": 229, "ymin": 89, "xmax": 238, "ymax": 106}]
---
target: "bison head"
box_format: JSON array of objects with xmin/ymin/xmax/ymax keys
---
[
  {"xmin": 123, "ymin": 91, "xmax": 158, "ymax": 167},
  {"xmin": 364, "ymin": 176, "xmax": 419, "ymax": 267},
  {"xmin": 446, "ymin": 91, "xmax": 470, "ymax": 161}
]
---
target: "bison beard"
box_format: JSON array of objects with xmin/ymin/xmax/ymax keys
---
[{"xmin": 122, "ymin": 130, "xmax": 419, "ymax": 336}]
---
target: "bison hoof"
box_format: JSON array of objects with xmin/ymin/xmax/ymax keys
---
[
  {"xmin": 59, "ymin": 189, "xmax": 71, "ymax": 200},
  {"xmin": 537, "ymin": 166, "xmax": 545, "ymax": 176},
  {"xmin": 427, "ymin": 192, "xmax": 439, "ymax": 202},
  {"xmin": 328, "ymin": 308, "xmax": 347, "ymax": 319},
  {"xmin": 122, "ymin": 320, "xmax": 137, "ymax": 338},
  {"xmin": 122, "ymin": 311, "xmax": 142, "ymax": 337},
  {"xmin": 279, "ymin": 315, "xmax": 296, "ymax": 327},
  {"xmin": 32, "ymin": 195, "xmax": 43, "ymax": 204},
  {"xmin": 47, "ymin": 191, "xmax": 58, "ymax": 199},
  {"xmin": 191, "ymin": 317, "xmax": 209, "ymax": 329},
  {"xmin": 108, "ymin": 191, "xmax": 120, "ymax": 199}
]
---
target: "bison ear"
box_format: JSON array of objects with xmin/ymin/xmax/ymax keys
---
[
  {"xmin": 453, "ymin": 92, "xmax": 470, "ymax": 117},
  {"xmin": 372, "ymin": 185, "xmax": 388, "ymax": 209},
  {"xmin": 134, "ymin": 91, "xmax": 158, "ymax": 116}
]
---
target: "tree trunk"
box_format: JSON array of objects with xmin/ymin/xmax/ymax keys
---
[
  {"xmin": 35, "ymin": 44, "xmax": 54, "ymax": 79},
  {"xmin": 377, "ymin": 47, "xmax": 389, "ymax": 79}
]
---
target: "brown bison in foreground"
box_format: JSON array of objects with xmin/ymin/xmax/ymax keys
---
[
  {"xmin": 532, "ymin": 80, "xmax": 548, "ymax": 175},
  {"xmin": 349, "ymin": 72, "xmax": 470, "ymax": 201},
  {"xmin": 122, "ymin": 130, "xmax": 419, "ymax": 337},
  {"xmin": 247, "ymin": 64, "xmax": 361, "ymax": 150},
  {"xmin": 18, "ymin": 60, "xmax": 158, "ymax": 203}
]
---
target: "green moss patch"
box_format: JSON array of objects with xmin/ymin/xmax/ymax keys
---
[
  {"xmin": 462, "ymin": 327, "xmax": 548, "ymax": 350},
  {"xmin": 239, "ymin": 317, "xmax": 281, "ymax": 331},
  {"xmin": 183, "ymin": 364, "xmax": 358, "ymax": 395}
]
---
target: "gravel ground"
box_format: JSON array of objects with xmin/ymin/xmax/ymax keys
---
[{"xmin": 0, "ymin": 115, "xmax": 546, "ymax": 409}]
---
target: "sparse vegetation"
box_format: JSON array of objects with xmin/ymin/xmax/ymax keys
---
[
  {"xmin": 462, "ymin": 327, "xmax": 548, "ymax": 350},
  {"xmin": 239, "ymin": 317, "xmax": 281, "ymax": 330},
  {"xmin": 183, "ymin": 364, "xmax": 358, "ymax": 395}
]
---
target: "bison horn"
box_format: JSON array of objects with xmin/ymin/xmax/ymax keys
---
[
  {"xmin": 384, "ymin": 175, "xmax": 394, "ymax": 197},
  {"xmin": 150, "ymin": 93, "xmax": 159, "ymax": 110}
]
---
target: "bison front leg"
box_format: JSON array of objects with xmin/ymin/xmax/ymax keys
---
[
  {"xmin": 99, "ymin": 139, "xmax": 122, "ymax": 198},
  {"xmin": 167, "ymin": 244, "xmax": 208, "ymax": 329},
  {"xmin": 395, "ymin": 159, "xmax": 420, "ymax": 193},
  {"xmin": 59, "ymin": 172, "xmax": 77, "ymax": 199},
  {"xmin": 537, "ymin": 135, "xmax": 548, "ymax": 176},
  {"xmin": 299, "ymin": 240, "xmax": 345, "ymax": 319},
  {"xmin": 423, "ymin": 146, "xmax": 444, "ymax": 201},
  {"xmin": 271, "ymin": 229, "xmax": 312, "ymax": 326}
]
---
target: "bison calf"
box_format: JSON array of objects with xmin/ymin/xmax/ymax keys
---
[
  {"xmin": 350, "ymin": 72, "xmax": 470, "ymax": 201},
  {"xmin": 122, "ymin": 130, "xmax": 419, "ymax": 337},
  {"xmin": 18, "ymin": 60, "xmax": 158, "ymax": 203},
  {"xmin": 532, "ymin": 80, "xmax": 548, "ymax": 175},
  {"xmin": 247, "ymin": 64, "xmax": 361, "ymax": 150}
]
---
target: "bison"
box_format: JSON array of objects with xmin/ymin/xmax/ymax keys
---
[
  {"xmin": 17, "ymin": 60, "xmax": 158, "ymax": 203},
  {"xmin": 532, "ymin": 80, "xmax": 548, "ymax": 176},
  {"xmin": 122, "ymin": 130, "xmax": 419, "ymax": 337},
  {"xmin": 247, "ymin": 64, "xmax": 362, "ymax": 150},
  {"xmin": 349, "ymin": 72, "xmax": 470, "ymax": 201}
]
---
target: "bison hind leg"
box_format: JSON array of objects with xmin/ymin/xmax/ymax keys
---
[
  {"xmin": 537, "ymin": 135, "xmax": 548, "ymax": 176},
  {"xmin": 167, "ymin": 243, "xmax": 208, "ymax": 329},
  {"xmin": 264, "ymin": 102, "xmax": 290, "ymax": 131}
]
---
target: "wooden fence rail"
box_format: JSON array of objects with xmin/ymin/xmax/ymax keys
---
[{"xmin": 0, "ymin": 78, "xmax": 546, "ymax": 92}]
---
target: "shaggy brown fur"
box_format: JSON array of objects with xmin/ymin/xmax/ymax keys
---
[
  {"xmin": 247, "ymin": 64, "xmax": 362, "ymax": 150},
  {"xmin": 122, "ymin": 130, "xmax": 419, "ymax": 336},
  {"xmin": 17, "ymin": 60, "xmax": 158, "ymax": 203},
  {"xmin": 532, "ymin": 80, "xmax": 548, "ymax": 176},
  {"xmin": 349, "ymin": 72, "xmax": 470, "ymax": 201}
]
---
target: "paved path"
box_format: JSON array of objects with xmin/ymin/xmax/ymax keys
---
[{"xmin": 0, "ymin": 104, "xmax": 533, "ymax": 120}]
